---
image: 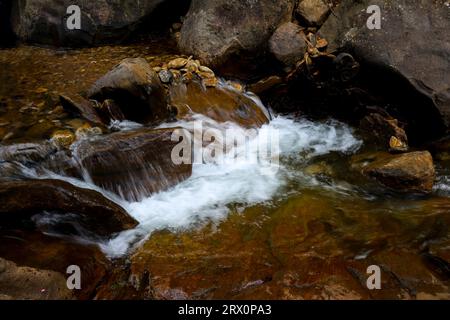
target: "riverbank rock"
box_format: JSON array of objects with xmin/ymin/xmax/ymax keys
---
[
  {"xmin": 269, "ymin": 22, "xmax": 307, "ymax": 67},
  {"xmin": 169, "ymin": 80, "xmax": 270, "ymax": 128},
  {"xmin": 179, "ymin": 0, "xmax": 295, "ymax": 69},
  {"xmin": 88, "ymin": 58, "xmax": 168, "ymax": 124},
  {"xmin": 319, "ymin": 0, "xmax": 450, "ymax": 135},
  {"xmin": 72, "ymin": 127, "xmax": 192, "ymax": 201},
  {"xmin": 0, "ymin": 179, "xmax": 137, "ymax": 236},
  {"xmin": 361, "ymin": 151, "xmax": 436, "ymax": 193},
  {"xmin": 10, "ymin": 0, "xmax": 168, "ymax": 46},
  {"xmin": 296, "ymin": 0, "xmax": 331, "ymax": 27},
  {"xmin": 0, "ymin": 141, "xmax": 57, "ymax": 165},
  {"xmin": 0, "ymin": 257, "xmax": 73, "ymax": 300}
]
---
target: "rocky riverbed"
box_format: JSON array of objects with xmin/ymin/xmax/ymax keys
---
[{"xmin": 0, "ymin": 0, "xmax": 449, "ymax": 300}]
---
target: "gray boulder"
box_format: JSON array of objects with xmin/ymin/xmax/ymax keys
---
[{"xmin": 179, "ymin": 0, "xmax": 295, "ymax": 68}]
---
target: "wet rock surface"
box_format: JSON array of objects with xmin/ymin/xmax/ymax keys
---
[
  {"xmin": 0, "ymin": 179, "xmax": 137, "ymax": 236},
  {"xmin": 169, "ymin": 80, "xmax": 270, "ymax": 128},
  {"xmin": 0, "ymin": 230, "xmax": 110, "ymax": 300},
  {"xmin": 88, "ymin": 58, "xmax": 168, "ymax": 124},
  {"xmin": 0, "ymin": 257, "xmax": 73, "ymax": 300},
  {"xmin": 122, "ymin": 192, "xmax": 450, "ymax": 299},
  {"xmin": 59, "ymin": 94, "xmax": 105, "ymax": 127},
  {"xmin": 361, "ymin": 151, "xmax": 436, "ymax": 193},
  {"xmin": 73, "ymin": 128, "xmax": 193, "ymax": 201}
]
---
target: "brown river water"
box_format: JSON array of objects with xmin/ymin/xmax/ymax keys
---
[{"xmin": 0, "ymin": 41, "xmax": 449, "ymax": 299}]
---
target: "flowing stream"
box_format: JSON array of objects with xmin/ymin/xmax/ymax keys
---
[{"xmin": 2, "ymin": 44, "xmax": 450, "ymax": 299}]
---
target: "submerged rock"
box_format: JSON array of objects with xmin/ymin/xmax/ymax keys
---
[
  {"xmin": 0, "ymin": 257, "xmax": 73, "ymax": 300},
  {"xmin": 179, "ymin": 0, "xmax": 295, "ymax": 69},
  {"xmin": 0, "ymin": 141, "xmax": 57, "ymax": 165},
  {"xmin": 0, "ymin": 179, "xmax": 137, "ymax": 236},
  {"xmin": 361, "ymin": 151, "xmax": 435, "ymax": 193},
  {"xmin": 169, "ymin": 80, "xmax": 270, "ymax": 128},
  {"xmin": 88, "ymin": 58, "xmax": 168, "ymax": 124},
  {"xmin": 73, "ymin": 128, "xmax": 193, "ymax": 201}
]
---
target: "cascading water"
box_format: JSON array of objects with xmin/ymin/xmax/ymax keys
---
[
  {"xmin": 4, "ymin": 83, "xmax": 363, "ymax": 258},
  {"xmin": 89, "ymin": 115, "xmax": 362, "ymax": 256}
]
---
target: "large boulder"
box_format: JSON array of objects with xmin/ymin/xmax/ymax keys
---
[
  {"xmin": 179, "ymin": 0, "xmax": 295, "ymax": 69},
  {"xmin": 59, "ymin": 94, "xmax": 105, "ymax": 127},
  {"xmin": 88, "ymin": 58, "xmax": 169, "ymax": 124},
  {"xmin": 319, "ymin": 0, "xmax": 450, "ymax": 135},
  {"xmin": 72, "ymin": 127, "xmax": 193, "ymax": 202},
  {"xmin": 269, "ymin": 22, "xmax": 307, "ymax": 67},
  {"xmin": 361, "ymin": 151, "xmax": 436, "ymax": 193},
  {"xmin": 10, "ymin": 0, "xmax": 167, "ymax": 46},
  {"xmin": 0, "ymin": 179, "xmax": 137, "ymax": 236}
]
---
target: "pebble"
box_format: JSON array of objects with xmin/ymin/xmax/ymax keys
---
[
  {"xmin": 159, "ymin": 70, "xmax": 174, "ymax": 84},
  {"xmin": 51, "ymin": 130, "xmax": 75, "ymax": 148},
  {"xmin": 198, "ymin": 66, "xmax": 214, "ymax": 74},
  {"xmin": 167, "ymin": 58, "xmax": 188, "ymax": 69}
]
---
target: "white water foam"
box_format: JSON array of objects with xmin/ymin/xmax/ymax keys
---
[{"xmin": 99, "ymin": 115, "xmax": 362, "ymax": 257}]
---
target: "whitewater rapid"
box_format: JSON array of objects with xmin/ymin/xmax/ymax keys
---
[
  {"xmin": 98, "ymin": 115, "xmax": 363, "ymax": 257},
  {"xmin": 17, "ymin": 112, "xmax": 363, "ymax": 257}
]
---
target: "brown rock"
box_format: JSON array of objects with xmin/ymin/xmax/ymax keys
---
[
  {"xmin": 269, "ymin": 22, "xmax": 307, "ymax": 67},
  {"xmin": 169, "ymin": 80, "xmax": 270, "ymax": 128},
  {"xmin": 88, "ymin": 58, "xmax": 168, "ymax": 124},
  {"xmin": 0, "ymin": 179, "xmax": 137, "ymax": 236},
  {"xmin": 362, "ymin": 151, "xmax": 435, "ymax": 193},
  {"xmin": 59, "ymin": 94, "xmax": 105, "ymax": 127},
  {"xmin": 73, "ymin": 128, "xmax": 193, "ymax": 201},
  {"xmin": 51, "ymin": 130, "xmax": 75, "ymax": 149}
]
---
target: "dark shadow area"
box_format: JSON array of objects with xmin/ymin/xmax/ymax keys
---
[
  {"xmin": 126, "ymin": 0, "xmax": 191, "ymax": 42},
  {"xmin": 261, "ymin": 56, "xmax": 447, "ymax": 146},
  {"xmin": 0, "ymin": 0, "xmax": 15, "ymax": 47}
]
